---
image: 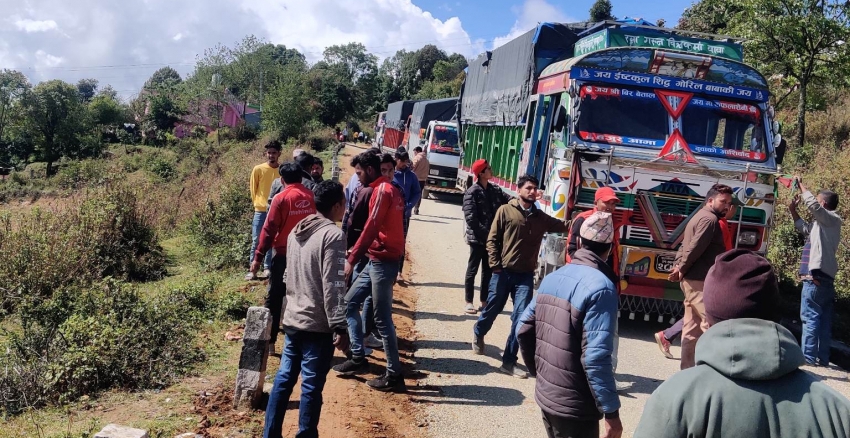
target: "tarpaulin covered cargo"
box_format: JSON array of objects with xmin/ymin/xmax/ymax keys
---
[
  {"xmin": 460, "ymin": 22, "xmax": 589, "ymax": 125},
  {"xmin": 408, "ymin": 98, "xmax": 458, "ymax": 147},
  {"xmin": 385, "ymin": 100, "xmax": 420, "ymax": 130}
]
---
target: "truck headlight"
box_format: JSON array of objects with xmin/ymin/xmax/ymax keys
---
[
  {"xmin": 737, "ymin": 230, "xmax": 758, "ymax": 246},
  {"xmin": 429, "ymin": 169, "xmax": 439, "ymax": 176}
]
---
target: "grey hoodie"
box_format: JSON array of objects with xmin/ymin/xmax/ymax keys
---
[
  {"xmin": 283, "ymin": 214, "xmax": 347, "ymax": 334},
  {"xmin": 635, "ymin": 318, "xmax": 850, "ymax": 438}
]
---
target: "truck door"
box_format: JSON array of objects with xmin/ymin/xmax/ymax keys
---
[{"xmin": 521, "ymin": 95, "xmax": 555, "ymax": 185}]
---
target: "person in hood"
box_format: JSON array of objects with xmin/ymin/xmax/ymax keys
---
[
  {"xmin": 333, "ymin": 150, "xmax": 407, "ymax": 393},
  {"xmin": 472, "ymin": 174, "xmax": 568, "ymax": 378},
  {"xmin": 462, "ymin": 159, "xmax": 511, "ymax": 314},
  {"xmin": 252, "ymin": 162, "xmax": 317, "ymax": 355},
  {"xmin": 789, "ymin": 176, "xmax": 843, "ymax": 366},
  {"xmin": 393, "ymin": 148, "xmax": 421, "ymax": 282},
  {"xmin": 263, "ymin": 180, "xmax": 349, "ymax": 438},
  {"xmin": 634, "ymin": 249, "xmax": 850, "ymax": 438},
  {"xmin": 517, "ymin": 211, "xmax": 623, "ymax": 438}
]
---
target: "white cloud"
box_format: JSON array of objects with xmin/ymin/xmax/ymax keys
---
[
  {"xmin": 492, "ymin": 0, "xmax": 577, "ymax": 49},
  {"xmin": 14, "ymin": 18, "xmax": 58, "ymax": 33},
  {"xmin": 0, "ymin": 0, "xmax": 477, "ymax": 100}
]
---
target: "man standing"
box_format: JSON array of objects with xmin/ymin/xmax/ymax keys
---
[
  {"xmin": 789, "ymin": 177, "xmax": 842, "ymax": 366},
  {"xmin": 635, "ymin": 250, "xmax": 850, "ymax": 438},
  {"xmin": 517, "ymin": 212, "xmax": 622, "ymax": 438},
  {"xmin": 668, "ymin": 183, "xmax": 732, "ymax": 369},
  {"xmin": 333, "ymin": 151, "xmax": 407, "ymax": 392},
  {"xmin": 263, "ymin": 181, "xmax": 349, "ymax": 438},
  {"xmin": 393, "ymin": 149, "xmax": 422, "ymax": 282},
  {"xmin": 462, "ymin": 159, "xmax": 511, "ymax": 314},
  {"xmin": 473, "ymin": 174, "xmax": 568, "ymax": 377},
  {"xmin": 268, "ymin": 152, "xmax": 320, "ymax": 205},
  {"xmin": 311, "ymin": 157, "xmax": 324, "ymax": 183},
  {"xmin": 247, "ymin": 140, "xmax": 281, "ymax": 281},
  {"xmin": 411, "ymin": 146, "xmax": 430, "ymax": 215},
  {"xmin": 252, "ymin": 163, "xmax": 317, "ymax": 355}
]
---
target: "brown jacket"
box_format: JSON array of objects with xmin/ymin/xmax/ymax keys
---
[
  {"xmin": 487, "ymin": 199, "xmax": 568, "ymax": 273},
  {"xmin": 675, "ymin": 206, "xmax": 726, "ymax": 281},
  {"xmin": 411, "ymin": 152, "xmax": 430, "ymax": 182}
]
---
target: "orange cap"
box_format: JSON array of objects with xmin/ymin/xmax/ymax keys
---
[{"xmin": 595, "ymin": 187, "xmax": 620, "ymax": 203}]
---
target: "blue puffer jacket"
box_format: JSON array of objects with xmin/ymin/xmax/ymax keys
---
[{"xmin": 516, "ymin": 248, "xmax": 620, "ymax": 420}]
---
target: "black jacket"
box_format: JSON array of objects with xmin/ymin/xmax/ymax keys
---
[{"xmin": 462, "ymin": 182, "xmax": 511, "ymax": 245}]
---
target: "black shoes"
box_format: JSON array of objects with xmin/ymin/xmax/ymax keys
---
[
  {"xmin": 366, "ymin": 373, "xmax": 407, "ymax": 392},
  {"xmin": 332, "ymin": 358, "xmax": 367, "ymax": 376}
]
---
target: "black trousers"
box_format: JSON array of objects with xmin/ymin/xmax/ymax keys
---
[
  {"xmin": 264, "ymin": 253, "xmax": 287, "ymax": 344},
  {"xmin": 415, "ymin": 181, "xmax": 426, "ymax": 210},
  {"xmin": 464, "ymin": 244, "xmax": 491, "ymax": 304},
  {"xmin": 541, "ymin": 411, "xmax": 599, "ymax": 438}
]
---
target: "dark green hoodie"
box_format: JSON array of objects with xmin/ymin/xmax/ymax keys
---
[{"xmin": 635, "ymin": 318, "xmax": 850, "ymax": 438}]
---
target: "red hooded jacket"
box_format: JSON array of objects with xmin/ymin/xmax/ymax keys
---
[
  {"xmin": 256, "ymin": 183, "xmax": 316, "ymax": 257},
  {"xmin": 347, "ymin": 176, "xmax": 405, "ymax": 264}
]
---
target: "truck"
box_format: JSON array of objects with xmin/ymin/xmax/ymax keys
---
[
  {"xmin": 379, "ymin": 100, "xmax": 419, "ymax": 150},
  {"xmin": 406, "ymin": 98, "xmax": 461, "ymax": 193},
  {"xmin": 457, "ymin": 20, "xmax": 784, "ymax": 321}
]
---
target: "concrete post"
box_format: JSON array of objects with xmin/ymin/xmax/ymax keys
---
[
  {"xmin": 233, "ymin": 306, "xmax": 271, "ymax": 409},
  {"xmin": 93, "ymin": 424, "xmax": 148, "ymax": 438}
]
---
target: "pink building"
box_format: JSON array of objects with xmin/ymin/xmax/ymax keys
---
[{"xmin": 174, "ymin": 99, "xmax": 261, "ymax": 138}]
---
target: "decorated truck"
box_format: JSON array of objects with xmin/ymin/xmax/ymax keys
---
[
  {"xmin": 380, "ymin": 100, "xmax": 419, "ymax": 150},
  {"xmin": 457, "ymin": 20, "xmax": 784, "ymax": 321},
  {"xmin": 407, "ymin": 98, "xmax": 461, "ymax": 193}
]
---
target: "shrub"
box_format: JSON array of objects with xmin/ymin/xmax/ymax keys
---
[
  {"xmin": 0, "ymin": 186, "xmax": 166, "ymax": 311},
  {"xmin": 0, "ymin": 277, "xmax": 246, "ymax": 415},
  {"xmin": 55, "ymin": 159, "xmax": 111, "ymax": 190},
  {"xmin": 187, "ymin": 174, "xmax": 252, "ymax": 269}
]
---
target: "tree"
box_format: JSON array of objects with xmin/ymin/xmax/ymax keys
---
[
  {"xmin": 589, "ymin": 0, "xmax": 615, "ymax": 22},
  {"xmin": 18, "ymin": 80, "xmax": 89, "ymax": 175},
  {"xmin": 730, "ymin": 0, "xmax": 850, "ymax": 149},
  {"xmin": 145, "ymin": 66, "xmax": 182, "ymax": 91},
  {"xmin": 76, "ymin": 78, "xmax": 98, "ymax": 103},
  {"xmin": 97, "ymin": 85, "xmax": 119, "ymax": 101},
  {"xmin": 307, "ymin": 62, "xmax": 354, "ymax": 126},
  {"xmin": 262, "ymin": 65, "xmax": 312, "ymax": 140},
  {"xmin": 90, "ymin": 94, "xmax": 126, "ymax": 128},
  {"xmin": 146, "ymin": 93, "xmax": 182, "ymax": 132},
  {"xmin": 677, "ymin": 0, "xmax": 742, "ymax": 33},
  {"xmin": 0, "ymin": 70, "xmax": 30, "ymax": 145}
]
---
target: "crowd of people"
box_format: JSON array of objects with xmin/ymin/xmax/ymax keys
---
[{"xmin": 247, "ymin": 141, "xmax": 849, "ymax": 438}]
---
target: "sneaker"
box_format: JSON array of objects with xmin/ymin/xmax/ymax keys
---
[
  {"xmin": 364, "ymin": 334, "xmax": 384, "ymax": 350},
  {"xmin": 413, "ymin": 208, "xmax": 419, "ymax": 215},
  {"xmin": 366, "ymin": 373, "xmax": 407, "ymax": 392},
  {"xmin": 464, "ymin": 303, "xmax": 477, "ymax": 314},
  {"xmin": 472, "ymin": 335, "xmax": 484, "ymax": 355},
  {"xmin": 261, "ymin": 269, "xmax": 271, "ymax": 279},
  {"xmin": 332, "ymin": 358, "xmax": 367, "ymax": 376},
  {"xmin": 654, "ymin": 331, "xmax": 674, "ymax": 359},
  {"xmin": 498, "ymin": 364, "xmax": 529, "ymax": 379},
  {"xmin": 615, "ymin": 379, "xmax": 633, "ymax": 392},
  {"xmin": 244, "ymin": 272, "xmax": 257, "ymax": 281}
]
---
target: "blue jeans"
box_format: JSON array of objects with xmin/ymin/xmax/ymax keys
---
[
  {"xmin": 250, "ymin": 211, "xmax": 273, "ymax": 270},
  {"xmin": 474, "ymin": 270, "xmax": 534, "ymax": 367},
  {"xmin": 263, "ymin": 330, "xmax": 335, "ymax": 438},
  {"xmin": 345, "ymin": 259, "xmax": 401, "ymax": 376},
  {"xmin": 801, "ymin": 274, "xmax": 836, "ymax": 365},
  {"xmin": 351, "ymin": 257, "xmax": 377, "ymax": 338}
]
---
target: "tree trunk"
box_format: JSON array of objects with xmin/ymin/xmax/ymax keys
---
[
  {"xmin": 797, "ymin": 81, "xmax": 807, "ymax": 150},
  {"xmin": 46, "ymin": 160, "xmax": 54, "ymax": 177}
]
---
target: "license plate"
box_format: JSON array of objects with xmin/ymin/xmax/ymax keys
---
[
  {"xmin": 441, "ymin": 181, "xmax": 447, "ymax": 187},
  {"xmin": 654, "ymin": 254, "xmax": 676, "ymax": 273}
]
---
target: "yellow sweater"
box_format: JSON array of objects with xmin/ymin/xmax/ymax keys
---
[{"xmin": 250, "ymin": 163, "xmax": 279, "ymax": 212}]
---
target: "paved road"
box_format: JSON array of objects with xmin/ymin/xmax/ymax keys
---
[{"xmin": 407, "ymin": 194, "xmax": 850, "ymax": 437}]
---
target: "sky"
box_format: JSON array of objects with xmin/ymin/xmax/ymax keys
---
[{"xmin": 0, "ymin": 0, "xmax": 697, "ymax": 101}]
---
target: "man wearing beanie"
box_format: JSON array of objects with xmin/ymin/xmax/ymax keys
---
[
  {"xmin": 789, "ymin": 176, "xmax": 843, "ymax": 366},
  {"xmin": 668, "ymin": 183, "xmax": 733, "ymax": 369},
  {"xmin": 461, "ymin": 159, "xmax": 511, "ymax": 314},
  {"xmin": 517, "ymin": 211, "xmax": 622, "ymax": 438},
  {"xmin": 635, "ymin": 250, "xmax": 850, "ymax": 438}
]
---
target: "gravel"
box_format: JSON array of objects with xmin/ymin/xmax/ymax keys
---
[{"xmin": 407, "ymin": 195, "xmax": 850, "ymax": 437}]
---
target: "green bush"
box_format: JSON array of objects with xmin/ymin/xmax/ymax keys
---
[
  {"xmin": 187, "ymin": 174, "xmax": 252, "ymax": 269},
  {"xmin": 0, "ymin": 186, "xmax": 166, "ymax": 311},
  {"xmin": 0, "ymin": 277, "xmax": 246, "ymax": 415},
  {"xmin": 55, "ymin": 159, "xmax": 112, "ymax": 189}
]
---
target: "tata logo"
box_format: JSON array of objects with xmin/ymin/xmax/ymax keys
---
[{"xmin": 295, "ymin": 200, "xmax": 311, "ymax": 209}]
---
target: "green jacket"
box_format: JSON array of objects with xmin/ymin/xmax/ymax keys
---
[
  {"xmin": 487, "ymin": 199, "xmax": 568, "ymax": 273},
  {"xmin": 635, "ymin": 318, "xmax": 850, "ymax": 438}
]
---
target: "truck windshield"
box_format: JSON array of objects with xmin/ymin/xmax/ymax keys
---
[
  {"xmin": 431, "ymin": 125, "xmax": 459, "ymax": 155},
  {"xmin": 575, "ymin": 84, "xmax": 769, "ymax": 162},
  {"xmin": 681, "ymin": 98, "xmax": 766, "ymax": 161},
  {"xmin": 577, "ymin": 86, "xmax": 668, "ymax": 146}
]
